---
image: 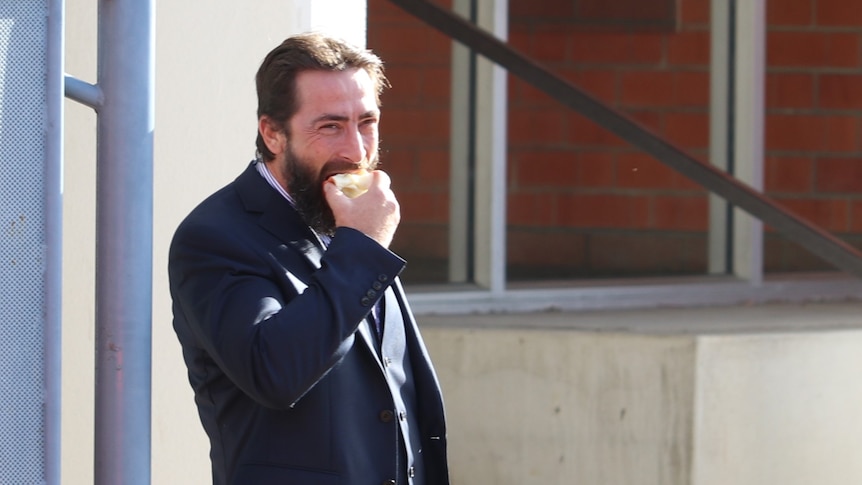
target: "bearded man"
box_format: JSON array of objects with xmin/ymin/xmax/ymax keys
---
[{"xmin": 168, "ymin": 32, "xmax": 449, "ymax": 485}]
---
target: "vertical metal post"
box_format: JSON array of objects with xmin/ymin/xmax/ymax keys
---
[
  {"xmin": 708, "ymin": 0, "xmax": 766, "ymax": 283},
  {"xmin": 731, "ymin": 0, "xmax": 765, "ymax": 285},
  {"xmin": 708, "ymin": 0, "xmax": 731, "ymax": 274},
  {"xmin": 46, "ymin": 1, "xmax": 64, "ymax": 483},
  {"xmin": 94, "ymin": 0, "xmax": 155, "ymax": 483},
  {"xmin": 473, "ymin": 0, "xmax": 508, "ymax": 294}
]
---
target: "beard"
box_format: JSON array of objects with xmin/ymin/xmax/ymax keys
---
[{"xmin": 280, "ymin": 145, "xmax": 379, "ymax": 237}]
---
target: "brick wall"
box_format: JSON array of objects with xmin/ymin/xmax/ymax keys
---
[{"xmin": 367, "ymin": 0, "xmax": 862, "ymax": 283}]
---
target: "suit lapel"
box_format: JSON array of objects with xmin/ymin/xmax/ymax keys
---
[{"xmin": 234, "ymin": 162, "xmax": 325, "ymax": 271}]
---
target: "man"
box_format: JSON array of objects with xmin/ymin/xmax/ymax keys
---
[{"xmin": 168, "ymin": 33, "xmax": 449, "ymax": 485}]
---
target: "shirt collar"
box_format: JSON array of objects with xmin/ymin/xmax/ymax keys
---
[{"xmin": 254, "ymin": 158, "xmax": 296, "ymax": 207}]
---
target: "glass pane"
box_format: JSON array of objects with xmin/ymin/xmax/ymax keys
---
[
  {"xmin": 762, "ymin": 3, "xmax": 862, "ymax": 275},
  {"xmin": 505, "ymin": 0, "xmax": 713, "ymax": 281},
  {"xmin": 367, "ymin": 0, "xmax": 455, "ymax": 285}
]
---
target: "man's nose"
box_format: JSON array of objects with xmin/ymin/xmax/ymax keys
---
[{"xmin": 340, "ymin": 127, "xmax": 366, "ymax": 163}]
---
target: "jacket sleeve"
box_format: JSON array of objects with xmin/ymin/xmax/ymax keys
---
[{"xmin": 169, "ymin": 222, "xmax": 405, "ymax": 409}]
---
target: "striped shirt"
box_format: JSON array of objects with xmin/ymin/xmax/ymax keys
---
[{"xmin": 255, "ymin": 158, "xmax": 297, "ymax": 207}]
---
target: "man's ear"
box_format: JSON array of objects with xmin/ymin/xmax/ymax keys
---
[{"xmin": 258, "ymin": 116, "xmax": 287, "ymax": 157}]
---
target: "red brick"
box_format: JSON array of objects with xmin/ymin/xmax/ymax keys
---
[
  {"xmin": 575, "ymin": 0, "xmax": 677, "ymax": 28},
  {"xmin": 508, "ymin": 31, "xmax": 532, "ymax": 57},
  {"xmin": 767, "ymin": 31, "xmax": 860, "ymax": 68},
  {"xmin": 569, "ymin": 32, "xmax": 664, "ymax": 65},
  {"xmin": 400, "ymin": 190, "xmax": 449, "ymax": 224},
  {"xmin": 815, "ymin": 158, "xmax": 862, "ymax": 192},
  {"xmin": 767, "ymin": 0, "xmax": 813, "ymax": 25},
  {"xmin": 507, "ymin": 192, "xmax": 557, "ymax": 226},
  {"xmin": 558, "ymin": 194, "xmax": 651, "ymax": 228},
  {"xmin": 620, "ymin": 70, "xmax": 677, "ymax": 107},
  {"xmin": 382, "ymin": 147, "xmax": 418, "ymax": 183},
  {"xmin": 765, "ymin": 114, "xmax": 858, "ymax": 152},
  {"xmin": 416, "ymin": 148, "xmax": 451, "ymax": 187},
  {"xmin": 367, "ymin": 0, "xmax": 415, "ymax": 22},
  {"xmin": 508, "ymin": 108, "xmax": 568, "ymax": 145},
  {"xmin": 567, "ymin": 112, "xmax": 627, "ymax": 147},
  {"xmin": 667, "ymin": 30, "xmax": 711, "ymax": 66},
  {"xmin": 421, "ymin": 66, "xmax": 451, "ymax": 104},
  {"xmin": 822, "ymin": 116, "xmax": 859, "ymax": 151},
  {"xmin": 512, "ymin": 149, "xmax": 617, "ymax": 189},
  {"xmin": 819, "ymin": 74, "xmax": 862, "ymax": 110},
  {"xmin": 773, "ymin": 197, "xmax": 849, "ymax": 232},
  {"xmin": 588, "ymin": 232, "xmax": 707, "ymax": 274},
  {"xmin": 510, "ymin": 0, "xmax": 573, "ymax": 19},
  {"xmin": 392, "ymin": 224, "xmax": 448, "ymax": 260},
  {"xmin": 617, "ymin": 152, "xmax": 698, "ymax": 190},
  {"xmin": 532, "ymin": 30, "xmax": 570, "ymax": 63},
  {"xmin": 628, "ymin": 33, "xmax": 666, "ymax": 64},
  {"xmin": 383, "ymin": 108, "xmax": 450, "ymax": 145},
  {"xmin": 579, "ymin": 151, "xmax": 617, "ymax": 187},
  {"xmin": 513, "ymin": 150, "xmax": 580, "ymax": 188},
  {"xmin": 653, "ymin": 195, "xmax": 709, "ymax": 231},
  {"xmin": 506, "ymin": 230, "xmax": 586, "ymax": 266},
  {"xmin": 371, "ymin": 23, "xmax": 452, "ymax": 65},
  {"xmin": 765, "ymin": 156, "xmax": 813, "ymax": 193},
  {"xmin": 816, "ymin": 0, "xmax": 862, "ymax": 26},
  {"xmin": 766, "ymin": 73, "xmax": 815, "ymax": 109},
  {"xmin": 664, "ymin": 112, "xmax": 710, "ymax": 149},
  {"xmin": 627, "ymin": 110, "xmax": 664, "ymax": 133},
  {"xmin": 571, "ymin": 69, "xmax": 618, "ymax": 103},
  {"xmin": 850, "ymin": 201, "xmax": 862, "ymax": 231},
  {"xmin": 383, "ymin": 66, "xmax": 424, "ymax": 107},
  {"xmin": 679, "ymin": 0, "xmax": 710, "ymax": 25},
  {"xmin": 674, "ymin": 70, "xmax": 710, "ymax": 107}
]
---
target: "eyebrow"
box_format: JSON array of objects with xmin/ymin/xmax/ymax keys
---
[{"xmin": 312, "ymin": 110, "xmax": 379, "ymax": 124}]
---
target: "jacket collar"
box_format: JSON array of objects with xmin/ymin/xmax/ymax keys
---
[{"xmin": 234, "ymin": 162, "xmax": 325, "ymax": 269}]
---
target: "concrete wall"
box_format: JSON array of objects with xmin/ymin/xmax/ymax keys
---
[
  {"xmin": 420, "ymin": 302, "xmax": 862, "ymax": 485},
  {"xmin": 423, "ymin": 326, "xmax": 695, "ymax": 484}
]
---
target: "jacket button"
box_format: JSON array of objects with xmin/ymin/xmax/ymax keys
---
[
  {"xmin": 360, "ymin": 297, "xmax": 371, "ymax": 306},
  {"xmin": 366, "ymin": 289, "xmax": 377, "ymax": 298},
  {"xmin": 377, "ymin": 274, "xmax": 389, "ymax": 283},
  {"xmin": 379, "ymin": 410, "xmax": 395, "ymax": 423},
  {"xmin": 372, "ymin": 281, "xmax": 384, "ymax": 290}
]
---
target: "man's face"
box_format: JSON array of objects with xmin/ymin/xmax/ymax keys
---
[{"xmin": 274, "ymin": 68, "xmax": 381, "ymax": 235}]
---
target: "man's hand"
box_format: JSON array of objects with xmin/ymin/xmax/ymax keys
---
[{"xmin": 324, "ymin": 170, "xmax": 400, "ymax": 248}]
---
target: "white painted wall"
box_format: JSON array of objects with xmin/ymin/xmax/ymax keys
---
[{"xmin": 63, "ymin": 1, "xmax": 365, "ymax": 483}]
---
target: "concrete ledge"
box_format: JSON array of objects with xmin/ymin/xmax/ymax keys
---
[{"xmin": 419, "ymin": 302, "xmax": 862, "ymax": 485}]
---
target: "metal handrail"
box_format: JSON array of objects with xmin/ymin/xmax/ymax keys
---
[{"xmin": 387, "ymin": 0, "xmax": 862, "ymax": 280}]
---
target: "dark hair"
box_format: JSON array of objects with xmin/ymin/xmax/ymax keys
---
[{"xmin": 255, "ymin": 32, "xmax": 389, "ymax": 161}]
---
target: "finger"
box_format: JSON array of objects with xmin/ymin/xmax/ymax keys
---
[
  {"xmin": 322, "ymin": 180, "xmax": 346, "ymax": 202},
  {"xmin": 372, "ymin": 170, "xmax": 391, "ymax": 188}
]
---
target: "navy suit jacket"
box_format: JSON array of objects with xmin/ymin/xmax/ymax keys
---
[{"xmin": 168, "ymin": 163, "xmax": 449, "ymax": 484}]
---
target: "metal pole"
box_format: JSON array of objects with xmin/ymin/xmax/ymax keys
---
[
  {"xmin": 94, "ymin": 0, "xmax": 155, "ymax": 482},
  {"xmin": 46, "ymin": 1, "xmax": 65, "ymax": 483}
]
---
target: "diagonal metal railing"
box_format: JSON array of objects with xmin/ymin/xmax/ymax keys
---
[{"xmin": 387, "ymin": 0, "xmax": 862, "ymax": 280}]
